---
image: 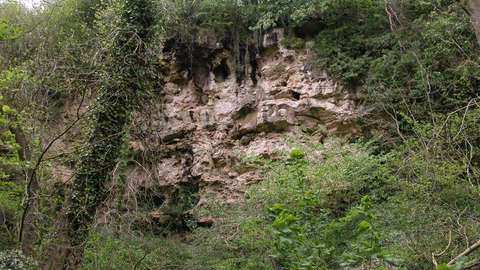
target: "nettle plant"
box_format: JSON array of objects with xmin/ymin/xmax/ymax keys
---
[
  {"xmin": 265, "ymin": 148, "xmax": 404, "ymax": 269},
  {"xmin": 339, "ymin": 195, "xmax": 404, "ymax": 269},
  {"xmin": 267, "ymin": 190, "xmax": 324, "ymax": 269}
]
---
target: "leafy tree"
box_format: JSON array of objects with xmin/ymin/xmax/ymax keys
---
[{"xmin": 0, "ymin": 13, "xmax": 39, "ymax": 255}]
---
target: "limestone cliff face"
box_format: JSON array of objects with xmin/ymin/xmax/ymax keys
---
[{"xmin": 127, "ymin": 28, "xmax": 363, "ymax": 204}]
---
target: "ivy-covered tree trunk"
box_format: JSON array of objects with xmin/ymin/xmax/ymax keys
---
[{"xmin": 44, "ymin": 0, "xmax": 156, "ymax": 268}]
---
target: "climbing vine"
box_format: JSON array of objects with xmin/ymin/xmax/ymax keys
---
[{"xmin": 56, "ymin": 0, "xmax": 158, "ymax": 267}]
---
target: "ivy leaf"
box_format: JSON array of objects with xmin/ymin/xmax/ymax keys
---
[
  {"xmin": 279, "ymin": 236, "xmax": 293, "ymax": 244},
  {"xmin": 358, "ymin": 220, "xmax": 371, "ymax": 233},
  {"xmin": 2, "ymin": 105, "xmax": 13, "ymax": 113},
  {"xmin": 436, "ymin": 263, "xmax": 455, "ymax": 270},
  {"xmin": 273, "ymin": 218, "xmax": 286, "ymax": 228},
  {"xmin": 383, "ymin": 256, "xmax": 405, "ymax": 266}
]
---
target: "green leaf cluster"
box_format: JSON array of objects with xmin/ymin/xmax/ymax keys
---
[{"xmin": 0, "ymin": 19, "xmax": 22, "ymax": 41}]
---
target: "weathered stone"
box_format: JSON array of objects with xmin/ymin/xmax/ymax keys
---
[
  {"xmin": 123, "ymin": 27, "xmax": 363, "ymax": 205},
  {"xmin": 197, "ymin": 216, "xmax": 215, "ymax": 227},
  {"xmin": 262, "ymin": 28, "xmax": 283, "ymax": 48},
  {"xmin": 232, "ymin": 97, "xmax": 256, "ymax": 120},
  {"xmin": 191, "ymin": 154, "xmax": 213, "ymax": 178},
  {"xmin": 160, "ymin": 124, "xmax": 196, "ymax": 142}
]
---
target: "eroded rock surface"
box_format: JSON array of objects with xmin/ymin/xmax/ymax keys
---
[{"xmin": 128, "ymin": 28, "xmax": 363, "ymax": 204}]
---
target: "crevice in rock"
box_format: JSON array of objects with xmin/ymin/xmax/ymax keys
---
[
  {"xmin": 189, "ymin": 110, "xmax": 195, "ymax": 122},
  {"xmin": 213, "ymin": 59, "xmax": 230, "ymax": 83},
  {"xmin": 250, "ymin": 49, "xmax": 259, "ymax": 86},
  {"xmin": 236, "ymin": 43, "xmax": 247, "ymax": 84},
  {"xmin": 291, "ymin": 90, "xmax": 301, "ymax": 100},
  {"xmin": 232, "ymin": 99, "xmax": 256, "ymax": 120}
]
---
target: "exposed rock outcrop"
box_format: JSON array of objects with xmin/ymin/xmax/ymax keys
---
[{"xmin": 127, "ymin": 28, "xmax": 363, "ymax": 205}]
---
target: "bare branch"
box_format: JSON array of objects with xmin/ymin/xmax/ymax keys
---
[{"xmin": 432, "ymin": 229, "xmax": 452, "ymax": 267}]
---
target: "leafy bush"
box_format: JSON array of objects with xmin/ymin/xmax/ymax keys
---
[
  {"xmin": 0, "ymin": 249, "xmax": 38, "ymax": 270},
  {"xmin": 267, "ymin": 191, "xmax": 325, "ymax": 269},
  {"xmin": 312, "ymin": 0, "xmax": 391, "ymax": 85},
  {"xmin": 79, "ymin": 129, "xmax": 480, "ymax": 269},
  {"xmin": 281, "ymin": 36, "xmax": 306, "ymax": 50}
]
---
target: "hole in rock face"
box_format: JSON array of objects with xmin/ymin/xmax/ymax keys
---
[
  {"xmin": 293, "ymin": 19, "xmax": 324, "ymax": 39},
  {"xmin": 137, "ymin": 187, "xmax": 166, "ymax": 208},
  {"xmin": 292, "ymin": 91, "xmax": 301, "ymax": 100},
  {"xmin": 162, "ymin": 38, "xmax": 175, "ymax": 53},
  {"xmin": 151, "ymin": 194, "xmax": 164, "ymax": 207},
  {"xmin": 189, "ymin": 110, "xmax": 195, "ymax": 122},
  {"xmin": 133, "ymin": 184, "xmax": 201, "ymax": 234},
  {"xmin": 213, "ymin": 59, "xmax": 230, "ymax": 83}
]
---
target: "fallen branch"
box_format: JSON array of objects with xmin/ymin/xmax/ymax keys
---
[{"xmin": 448, "ymin": 239, "xmax": 480, "ymax": 266}]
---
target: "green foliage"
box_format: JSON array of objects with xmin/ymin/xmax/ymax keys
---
[
  {"xmin": 339, "ymin": 196, "xmax": 404, "ymax": 269},
  {"xmin": 370, "ymin": 111, "xmax": 480, "ymax": 268},
  {"xmin": 0, "ymin": 92, "xmax": 23, "ymax": 249},
  {"xmin": 83, "ymin": 234, "xmax": 149, "ymax": 269},
  {"xmin": 289, "ymin": 149, "xmax": 305, "ymax": 159},
  {"xmin": 281, "ymin": 36, "xmax": 306, "ymax": 50},
  {"xmin": 365, "ymin": 1, "xmax": 479, "ymax": 120},
  {"xmin": 436, "ymin": 261, "xmax": 468, "ymax": 270},
  {"xmin": 75, "ymin": 127, "xmax": 480, "ymax": 269},
  {"xmin": 312, "ymin": 0, "xmax": 391, "ymax": 85},
  {"xmin": 0, "ymin": 18, "xmax": 22, "ymax": 40},
  {"xmin": 267, "ymin": 191, "xmax": 324, "ymax": 269},
  {"xmin": 239, "ymin": 132, "xmax": 480, "ymax": 269},
  {"xmin": 0, "ymin": 249, "xmax": 38, "ymax": 269},
  {"xmin": 436, "ymin": 264, "xmax": 456, "ymax": 270},
  {"xmin": 0, "ymin": 181, "xmax": 22, "ymax": 248},
  {"xmin": 197, "ymin": 0, "xmax": 254, "ymax": 35},
  {"xmin": 250, "ymin": 0, "xmax": 326, "ymax": 31},
  {"xmin": 256, "ymin": 141, "xmax": 403, "ymax": 269},
  {"xmin": 237, "ymin": 137, "xmax": 385, "ymax": 267},
  {"xmin": 61, "ymin": 0, "xmax": 160, "ymax": 266}
]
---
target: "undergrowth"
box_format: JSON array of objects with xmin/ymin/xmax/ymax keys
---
[{"xmin": 83, "ymin": 134, "xmax": 480, "ymax": 269}]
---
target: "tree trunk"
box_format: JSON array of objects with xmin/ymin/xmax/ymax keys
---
[
  {"xmin": 42, "ymin": 0, "xmax": 156, "ymax": 268},
  {"xmin": 9, "ymin": 125, "xmax": 39, "ymax": 257},
  {"xmin": 470, "ymin": 0, "xmax": 480, "ymax": 45}
]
